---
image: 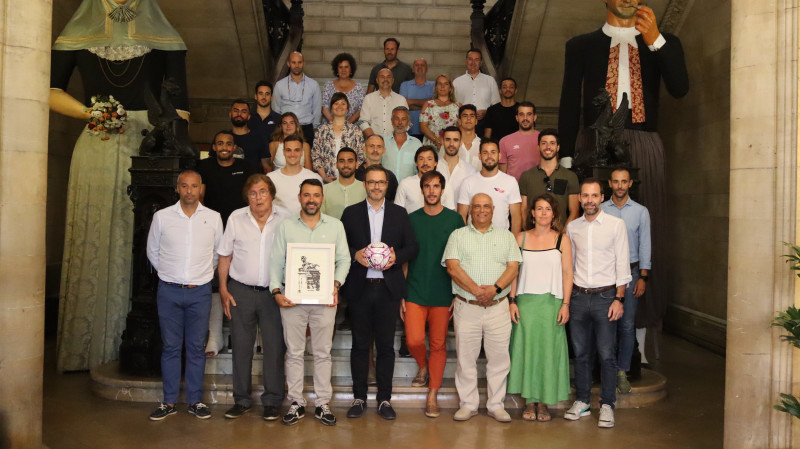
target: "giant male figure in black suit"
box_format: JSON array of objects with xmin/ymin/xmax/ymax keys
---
[
  {"xmin": 558, "ymin": 0, "xmax": 688, "ymax": 330},
  {"xmin": 340, "ymin": 165, "xmax": 419, "ymax": 419}
]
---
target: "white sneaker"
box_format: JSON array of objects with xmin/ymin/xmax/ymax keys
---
[
  {"xmin": 453, "ymin": 406, "xmax": 478, "ymax": 421},
  {"xmin": 598, "ymin": 404, "xmax": 615, "ymax": 428},
  {"xmin": 487, "ymin": 407, "xmax": 512, "ymax": 423},
  {"xmin": 564, "ymin": 400, "xmax": 591, "ymax": 420}
]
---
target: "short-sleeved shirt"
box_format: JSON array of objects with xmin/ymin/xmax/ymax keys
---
[
  {"xmin": 248, "ymin": 110, "xmax": 281, "ymax": 142},
  {"xmin": 198, "ymin": 158, "xmax": 256, "ymax": 226},
  {"xmin": 368, "ymin": 60, "xmax": 414, "ymax": 93},
  {"xmin": 399, "ymin": 79, "xmax": 435, "ymax": 135},
  {"xmin": 457, "ymin": 171, "xmax": 522, "ymax": 230},
  {"xmin": 441, "ymin": 223, "xmax": 522, "ymax": 301},
  {"xmin": 453, "ymin": 72, "xmax": 500, "ymax": 112},
  {"xmin": 499, "ymin": 131, "xmax": 541, "ymax": 181},
  {"xmin": 359, "ymin": 91, "xmax": 409, "ymax": 137},
  {"xmin": 382, "ymin": 134, "xmax": 422, "ymax": 180},
  {"xmin": 266, "ymin": 168, "xmax": 323, "ymax": 214},
  {"xmin": 518, "ymin": 163, "xmax": 579, "ymax": 226},
  {"xmin": 407, "ymin": 208, "xmax": 464, "ymax": 306},
  {"xmin": 484, "ymin": 102, "xmax": 519, "ymax": 141},
  {"xmin": 322, "ymin": 178, "xmax": 367, "ymax": 220},
  {"xmin": 233, "ymin": 130, "xmax": 269, "ymax": 173}
]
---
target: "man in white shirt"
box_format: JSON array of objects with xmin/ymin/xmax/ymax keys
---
[
  {"xmin": 267, "ymin": 135, "xmax": 323, "ymax": 214},
  {"xmin": 218, "ymin": 175, "xmax": 289, "ymax": 422},
  {"xmin": 453, "ymin": 49, "xmax": 500, "ymax": 136},
  {"xmin": 457, "ymin": 140, "xmax": 522, "ymax": 234},
  {"xmin": 360, "ymin": 68, "xmax": 409, "ymax": 138},
  {"xmin": 146, "ymin": 170, "xmax": 224, "ymax": 421},
  {"xmin": 381, "ymin": 106, "xmax": 422, "ymax": 180},
  {"xmin": 457, "ymin": 105, "xmax": 482, "ymax": 171},
  {"xmin": 395, "ymin": 145, "xmax": 455, "ymax": 213},
  {"xmin": 437, "ymin": 126, "xmax": 476, "ymax": 204},
  {"xmin": 564, "ymin": 178, "xmax": 631, "ymax": 429},
  {"xmin": 272, "ymin": 51, "xmax": 322, "ymax": 146}
]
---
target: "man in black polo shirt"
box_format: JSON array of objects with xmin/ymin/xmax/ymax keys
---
[
  {"xmin": 230, "ymin": 99, "xmax": 271, "ymax": 173},
  {"xmin": 248, "ymin": 80, "xmax": 281, "ymax": 140},
  {"xmin": 199, "ymin": 130, "xmax": 257, "ymax": 227}
]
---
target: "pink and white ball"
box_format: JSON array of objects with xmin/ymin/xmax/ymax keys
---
[{"xmin": 365, "ymin": 242, "xmax": 392, "ymax": 270}]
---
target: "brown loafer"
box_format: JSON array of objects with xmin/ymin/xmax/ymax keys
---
[
  {"xmin": 425, "ymin": 403, "xmax": 440, "ymax": 418},
  {"xmin": 411, "ymin": 369, "xmax": 428, "ymax": 387}
]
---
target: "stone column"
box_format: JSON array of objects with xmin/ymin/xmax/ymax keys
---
[
  {"xmin": 0, "ymin": 0, "xmax": 52, "ymax": 448},
  {"xmin": 727, "ymin": 1, "xmax": 799, "ymax": 448}
]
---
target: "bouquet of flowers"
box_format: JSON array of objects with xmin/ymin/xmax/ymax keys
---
[{"xmin": 86, "ymin": 95, "xmax": 127, "ymax": 139}]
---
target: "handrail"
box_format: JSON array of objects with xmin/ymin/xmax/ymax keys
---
[
  {"xmin": 269, "ymin": 0, "xmax": 304, "ymax": 85},
  {"xmin": 469, "ymin": 0, "xmax": 498, "ymax": 79}
]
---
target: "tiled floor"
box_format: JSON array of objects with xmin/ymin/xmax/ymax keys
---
[{"xmin": 43, "ymin": 333, "xmax": 724, "ymax": 449}]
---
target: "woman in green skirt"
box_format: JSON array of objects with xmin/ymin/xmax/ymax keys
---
[{"xmin": 508, "ymin": 193, "xmax": 573, "ymax": 421}]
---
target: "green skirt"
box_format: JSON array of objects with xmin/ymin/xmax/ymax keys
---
[{"xmin": 507, "ymin": 293, "xmax": 570, "ymax": 404}]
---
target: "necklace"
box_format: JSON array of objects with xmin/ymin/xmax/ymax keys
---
[{"xmin": 98, "ymin": 55, "xmax": 145, "ymax": 88}]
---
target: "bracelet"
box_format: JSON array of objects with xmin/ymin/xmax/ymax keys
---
[
  {"xmin": 508, "ymin": 296, "xmax": 517, "ymax": 305},
  {"xmin": 561, "ymin": 302, "xmax": 570, "ymax": 306}
]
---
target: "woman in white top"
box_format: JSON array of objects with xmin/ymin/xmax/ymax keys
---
[
  {"xmin": 269, "ymin": 112, "xmax": 312, "ymax": 171},
  {"xmin": 507, "ymin": 193, "xmax": 573, "ymax": 422}
]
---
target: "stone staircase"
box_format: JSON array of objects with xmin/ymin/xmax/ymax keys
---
[{"xmin": 91, "ymin": 327, "xmax": 666, "ymax": 410}]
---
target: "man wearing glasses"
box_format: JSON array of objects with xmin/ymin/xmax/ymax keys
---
[{"xmin": 519, "ymin": 129, "xmax": 579, "ymax": 230}]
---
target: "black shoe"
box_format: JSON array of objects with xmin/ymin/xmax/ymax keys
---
[
  {"xmin": 263, "ymin": 405, "xmax": 280, "ymax": 421},
  {"xmin": 224, "ymin": 404, "xmax": 251, "ymax": 419},
  {"xmin": 149, "ymin": 403, "xmax": 177, "ymax": 421},
  {"xmin": 377, "ymin": 400, "xmax": 396, "ymax": 420},
  {"xmin": 315, "ymin": 404, "xmax": 337, "ymax": 426},
  {"xmin": 188, "ymin": 402, "xmax": 211, "ymax": 419},
  {"xmin": 398, "ymin": 344, "xmax": 412, "ymax": 358},
  {"xmin": 346, "ymin": 399, "xmax": 367, "ymax": 418},
  {"xmin": 282, "ymin": 402, "xmax": 305, "ymax": 426}
]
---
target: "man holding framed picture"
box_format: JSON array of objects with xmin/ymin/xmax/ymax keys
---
[{"xmin": 270, "ymin": 179, "xmax": 351, "ymax": 427}]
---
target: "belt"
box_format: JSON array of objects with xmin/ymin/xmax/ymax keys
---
[
  {"xmin": 164, "ymin": 281, "xmax": 198, "ymax": 289},
  {"xmin": 573, "ymin": 284, "xmax": 615, "ymax": 295},
  {"xmin": 366, "ymin": 278, "xmax": 385, "ymax": 284},
  {"xmin": 455, "ymin": 294, "xmax": 505, "ymax": 308},
  {"xmin": 631, "ymin": 262, "xmax": 639, "ymax": 268},
  {"xmin": 232, "ymin": 279, "xmax": 269, "ymax": 291}
]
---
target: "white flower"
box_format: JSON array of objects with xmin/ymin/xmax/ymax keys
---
[{"xmin": 91, "ymin": 110, "xmax": 103, "ymax": 118}]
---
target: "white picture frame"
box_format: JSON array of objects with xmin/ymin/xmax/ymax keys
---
[{"xmin": 284, "ymin": 242, "xmax": 335, "ymax": 305}]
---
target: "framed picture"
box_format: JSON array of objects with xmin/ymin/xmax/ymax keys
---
[{"xmin": 285, "ymin": 242, "xmax": 336, "ymax": 305}]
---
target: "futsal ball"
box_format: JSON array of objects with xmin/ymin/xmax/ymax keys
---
[{"xmin": 365, "ymin": 242, "xmax": 392, "ymax": 270}]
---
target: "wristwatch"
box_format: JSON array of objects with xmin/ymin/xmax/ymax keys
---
[
  {"xmin": 640, "ymin": 273, "xmax": 649, "ymax": 282},
  {"xmin": 271, "ymin": 288, "xmax": 282, "ymax": 296},
  {"xmin": 494, "ymin": 283, "xmax": 503, "ymax": 294},
  {"xmin": 614, "ymin": 296, "xmax": 625, "ymax": 304}
]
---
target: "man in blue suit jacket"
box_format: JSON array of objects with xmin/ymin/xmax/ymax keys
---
[{"xmin": 340, "ymin": 165, "xmax": 419, "ymax": 420}]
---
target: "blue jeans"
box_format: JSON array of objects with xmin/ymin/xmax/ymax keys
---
[
  {"xmin": 157, "ymin": 280, "xmax": 212, "ymax": 404},
  {"xmin": 569, "ymin": 288, "xmax": 618, "ymax": 408},
  {"xmin": 617, "ymin": 267, "xmax": 640, "ymax": 371}
]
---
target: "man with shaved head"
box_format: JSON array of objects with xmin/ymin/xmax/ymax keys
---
[
  {"xmin": 442, "ymin": 193, "xmax": 522, "ymax": 423},
  {"xmin": 273, "ymin": 51, "xmax": 322, "ymax": 146},
  {"xmin": 360, "ymin": 68, "xmax": 409, "ymax": 138}
]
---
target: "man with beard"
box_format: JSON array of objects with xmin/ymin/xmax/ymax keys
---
[
  {"xmin": 395, "ymin": 146, "xmax": 455, "ymax": 212},
  {"xmin": 601, "ymin": 167, "xmax": 651, "ymax": 393},
  {"xmin": 437, "ymin": 126, "xmax": 476, "ymax": 203},
  {"xmin": 354, "ymin": 135, "xmax": 399, "ymax": 202},
  {"xmin": 198, "ymin": 131, "xmax": 256, "ymax": 227},
  {"xmin": 367, "ymin": 38, "xmax": 414, "ymax": 94},
  {"xmin": 273, "ymin": 52, "xmax": 322, "ymax": 146},
  {"xmin": 229, "ymin": 99, "xmax": 271, "ymax": 173},
  {"xmin": 360, "ymin": 69, "xmax": 409, "ymax": 138},
  {"xmin": 382, "ymin": 106, "xmax": 422, "ymax": 180},
  {"xmin": 457, "ymin": 140, "xmax": 522, "ymax": 234},
  {"xmin": 484, "ymin": 77, "xmax": 520, "ymax": 141},
  {"xmin": 519, "ymin": 129, "xmax": 579, "ymax": 229},
  {"xmin": 341, "ymin": 165, "xmax": 418, "ymax": 420},
  {"xmin": 269, "ymin": 179, "xmax": 351, "ymax": 426},
  {"xmin": 564, "ymin": 178, "xmax": 630, "ymax": 428},
  {"xmin": 147, "ymin": 170, "xmax": 223, "ymax": 421},
  {"xmin": 402, "ymin": 170, "xmax": 464, "ymax": 418},
  {"xmin": 498, "ymin": 101, "xmax": 540, "ymax": 181},
  {"xmin": 248, "ymin": 80, "xmax": 281, "ymax": 139},
  {"xmin": 322, "ymin": 147, "xmax": 367, "ymax": 220}
]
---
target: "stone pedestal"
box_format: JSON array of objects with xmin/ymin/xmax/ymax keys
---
[{"xmin": 119, "ymin": 156, "xmax": 197, "ymax": 376}]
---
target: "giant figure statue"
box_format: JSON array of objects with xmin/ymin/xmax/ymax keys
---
[
  {"xmin": 558, "ymin": 0, "xmax": 688, "ymax": 333},
  {"xmin": 50, "ymin": 0, "xmax": 189, "ymax": 372}
]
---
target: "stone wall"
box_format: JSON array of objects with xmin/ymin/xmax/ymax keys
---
[{"xmin": 659, "ymin": 0, "xmax": 731, "ymax": 353}]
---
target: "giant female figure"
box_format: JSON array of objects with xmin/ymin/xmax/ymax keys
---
[{"xmin": 50, "ymin": 0, "xmax": 189, "ymax": 371}]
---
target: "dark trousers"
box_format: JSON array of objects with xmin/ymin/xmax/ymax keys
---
[
  {"xmin": 350, "ymin": 281, "xmax": 399, "ymax": 403},
  {"xmin": 228, "ymin": 279, "xmax": 286, "ymax": 407},
  {"xmin": 157, "ymin": 280, "xmax": 212, "ymax": 405},
  {"xmin": 569, "ymin": 288, "xmax": 618, "ymax": 408},
  {"xmin": 301, "ymin": 124, "xmax": 314, "ymax": 148}
]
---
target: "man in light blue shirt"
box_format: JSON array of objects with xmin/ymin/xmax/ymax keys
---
[
  {"xmin": 601, "ymin": 167, "xmax": 651, "ymax": 394},
  {"xmin": 399, "ymin": 58, "xmax": 435, "ymax": 141},
  {"xmin": 382, "ymin": 106, "xmax": 422, "ymax": 180},
  {"xmin": 272, "ymin": 51, "xmax": 321, "ymax": 147}
]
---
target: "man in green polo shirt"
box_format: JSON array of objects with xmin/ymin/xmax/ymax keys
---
[
  {"xmin": 519, "ymin": 128, "xmax": 579, "ymax": 230},
  {"xmin": 402, "ymin": 170, "xmax": 464, "ymax": 418},
  {"xmin": 321, "ymin": 147, "xmax": 367, "ymax": 220}
]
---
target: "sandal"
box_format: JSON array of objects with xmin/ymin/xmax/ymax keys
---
[
  {"xmin": 522, "ymin": 403, "xmax": 537, "ymax": 421},
  {"xmin": 536, "ymin": 403, "xmax": 552, "ymax": 422}
]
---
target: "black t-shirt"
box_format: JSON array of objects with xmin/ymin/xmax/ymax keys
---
[
  {"xmin": 233, "ymin": 130, "xmax": 270, "ymax": 173},
  {"xmin": 198, "ymin": 158, "xmax": 256, "ymax": 226},
  {"xmin": 484, "ymin": 102, "xmax": 519, "ymax": 141},
  {"xmin": 355, "ymin": 163, "xmax": 398, "ymax": 202},
  {"xmin": 248, "ymin": 110, "xmax": 281, "ymax": 142}
]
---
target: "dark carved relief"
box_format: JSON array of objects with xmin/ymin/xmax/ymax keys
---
[{"xmin": 484, "ymin": 0, "xmax": 517, "ymax": 67}]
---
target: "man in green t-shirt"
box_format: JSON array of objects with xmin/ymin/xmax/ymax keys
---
[{"xmin": 402, "ymin": 170, "xmax": 465, "ymax": 418}]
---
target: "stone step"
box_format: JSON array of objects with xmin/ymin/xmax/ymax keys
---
[{"xmin": 91, "ymin": 361, "xmax": 667, "ymax": 409}]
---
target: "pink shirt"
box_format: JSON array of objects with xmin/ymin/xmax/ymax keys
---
[{"xmin": 499, "ymin": 130, "xmax": 540, "ymax": 181}]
